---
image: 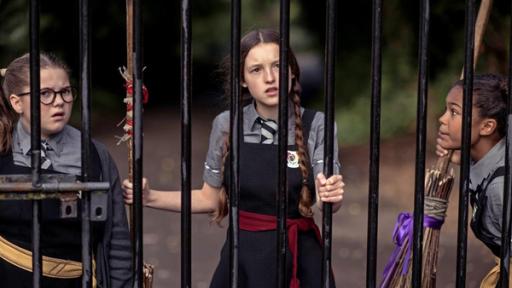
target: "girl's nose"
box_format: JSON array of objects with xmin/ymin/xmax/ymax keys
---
[
  {"xmin": 438, "ymin": 110, "xmax": 448, "ymax": 125},
  {"xmin": 264, "ymin": 68, "xmax": 276, "ymax": 83},
  {"xmin": 52, "ymin": 93, "xmax": 65, "ymax": 106}
]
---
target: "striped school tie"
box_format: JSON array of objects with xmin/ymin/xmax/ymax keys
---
[
  {"xmin": 257, "ymin": 117, "xmax": 278, "ymax": 144},
  {"xmin": 40, "ymin": 140, "xmax": 53, "ymax": 170}
]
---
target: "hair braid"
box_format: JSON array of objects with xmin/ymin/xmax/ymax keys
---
[{"xmin": 291, "ymin": 92, "xmax": 313, "ymax": 217}]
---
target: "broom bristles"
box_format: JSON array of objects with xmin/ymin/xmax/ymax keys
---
[{"xmin": 382, "ymin": 166, "xmax": 454, "ymax": 288}]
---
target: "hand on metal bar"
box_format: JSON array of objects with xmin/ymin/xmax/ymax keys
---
[
  {"xmin": 122, "ymin": 177, "xmax": 150, "ymax": 205},
  {"xmin": 123, "ymin": 177, "xmax": 220, "ymax": 213},
  {"xmin": 315, "ymin": 173, "xmax": 344, "ymax": 212}
]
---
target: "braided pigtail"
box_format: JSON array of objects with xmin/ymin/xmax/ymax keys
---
[{"xmin": 291, "ymin": 91, "xmax": 313, "ymax": 217}]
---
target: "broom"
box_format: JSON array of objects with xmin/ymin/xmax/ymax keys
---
[
  {"xmin": 379, "ymin": 0, "xmax": 492, "ymax": 286},
  {"xmin": 117, "ymin": 0, "xmax": 155, "ymax": 286},
  {"xmin": 380, "ymin": 156, "xmax": 454, "ymax": 287}
]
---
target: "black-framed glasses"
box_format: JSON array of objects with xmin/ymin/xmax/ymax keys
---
[{"xmin": 17, "ymin": 86, "xmax": 77, "ymax": 105}]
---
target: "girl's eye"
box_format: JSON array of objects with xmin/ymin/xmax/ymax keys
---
[
  {"xmin": 250, "ymin": 67, "xmax": 261, "ymax": 73},
  {"xmin": 61, "ymin": 87, "xmax": 72, "ymax": 96},
  {"xmin": 450, "ymin": 108, "xmax": 459, "ymax": 116},
  {"xmin": 273, "ymin": 63, "xmax": 280, "ymax": 68},
  {"xmin": 40, "ymin": 90, "xmax": 52, "ymax": 99}
]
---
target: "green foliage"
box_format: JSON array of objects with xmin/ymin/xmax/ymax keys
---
[
  {"xmin": 325, "ymin": 0, "xmax": 510, "ymax": 146},
  {"xmin": 0, "ymin": 0, "xmax": 28, "ymax": 63},
  {"xmin": 0, "ymin": 0, "xmax": 510, "ymax": 146},
  {"xmin": 334, "ymin": 46, "xmax": 418, "ymax": 145},
  {"xmin": 191, "ymin": 0, "xmax": 311, "ymax": 62},
  {"xmin": 68, "ymin": 88, "xmax": 123, "ymax": 128}
]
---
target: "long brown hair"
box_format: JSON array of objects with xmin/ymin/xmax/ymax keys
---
[
  {"xmin": 0, "ymin": 53, "xmax": 70, "ymax": 153},
  {"xmin": 213, "ymin": 29, "xmax": 313, "ymax": 223}
]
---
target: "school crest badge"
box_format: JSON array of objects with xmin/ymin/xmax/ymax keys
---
[{"xmin": 287, "ymin": 151, "xmax": 299, "ymax": 168}]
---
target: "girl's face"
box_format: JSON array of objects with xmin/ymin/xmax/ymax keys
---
[
  {"xmin": 242, "ymin": 43, "xmax": 293, "ymax": 117},
  {"xmin": 437, "ymin": 85, "xmax": 484, "ymax": 150},
  {"xmin": 9, "ymin": 68, "xmax": 73, "ymax": 139}
]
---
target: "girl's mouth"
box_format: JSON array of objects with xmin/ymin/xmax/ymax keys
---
[
  {"xmin": 52, "ymin": 112, "xmax": 65, "ymax": 119},
  {"xmin": 437, "ymin": 131, "xmax": 450, "ymax": 140},
  {"xmin": 265, "ymin": 87, "xmax": 278, "ymax": 95}
]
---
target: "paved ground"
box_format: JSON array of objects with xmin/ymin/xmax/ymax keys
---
[{"xmin": 94, "ymin": 106, "xmax": 494, "ymax": 288}]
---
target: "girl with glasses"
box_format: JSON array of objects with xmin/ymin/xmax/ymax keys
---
[{"xmin": 0, "ymin": 53, "xmax": 132, "ymax": 287}]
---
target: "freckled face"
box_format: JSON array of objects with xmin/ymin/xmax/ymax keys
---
[{"xmin": 437, "ymin": 85, "xmax": 483, "ymax": 149}]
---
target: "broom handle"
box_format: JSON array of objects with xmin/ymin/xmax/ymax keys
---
[
  {"xmin": 460, "ymin": 0, "xmax": 493, "ymax": 79},
  {"xmin": 438, "ymin": 0, "xmax": 493, "ymax": 175},
  {"xmin": 124, "ymin": 4, "xmax": 155, "ymax": 288},
  {"xmin": 435, "ymin": 151, "xmax": 453, "ymax": 175},
  {"xmin": 473, "ymin": 0, "xmax": 493, "ymax": 71},
  {"xmin": 126, "ymin": 0, "xmax": 134, "ymax": 232}
]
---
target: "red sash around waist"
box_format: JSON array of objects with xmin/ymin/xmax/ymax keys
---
[{"xmin": 239, "ymin": 210, "xmax": 322, "ymax": 288}]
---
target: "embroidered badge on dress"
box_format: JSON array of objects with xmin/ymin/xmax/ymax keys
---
[{"xmin": 287, "ymin": 151, "xmax": 299, "ymax": 168}]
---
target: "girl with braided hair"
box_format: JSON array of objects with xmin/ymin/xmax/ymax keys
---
[
  {"xmin": 436, "ymin": 74, "xmax": 509, "ymax": 287},
  {"xmin": 123, "ymin": 28, "xmax": 344, "ymax": 287}
]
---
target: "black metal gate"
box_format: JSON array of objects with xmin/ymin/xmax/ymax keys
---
[{"xmin": 3, "ymin": 0, "xmax": 512, "ymax": 287}]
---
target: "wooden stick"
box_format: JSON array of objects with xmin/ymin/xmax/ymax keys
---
[
  {"xmin": 123, "ymin": 2, "xmax": 155, "ymax": 287},
  {"xmin": 460, "ymin": 0, "xmax": 494, "ymax": 79},
  {"xmin": 124, "ymin": 0, "xmax": 134, "ymax": 233}
]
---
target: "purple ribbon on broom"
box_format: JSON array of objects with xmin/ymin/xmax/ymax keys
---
[{"xmin": 380, "ymin": 212, "xmax": 444, "ymax": 285}]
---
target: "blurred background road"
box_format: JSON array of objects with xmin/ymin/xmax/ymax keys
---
[{"xmin": 95, "ymin": 106, "xmax": 494, "ymax": 288}]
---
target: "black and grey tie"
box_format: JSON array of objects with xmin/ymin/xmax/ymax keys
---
[
  {"xmin": 40, "ymin": 140, "xmax": 53, "ymax": 170},
  {"xmin": 257, "ymin": 117, "xmax": 278, "ymax": 144}
]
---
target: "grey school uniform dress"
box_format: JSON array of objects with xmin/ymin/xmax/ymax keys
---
[
  {"xmin": 204, "ymin": 103, "xmax": 340, "ymax": 288},
  {"xmin": 0, "ymin": 122, "xmax": 132, "ymax": 288},
  {"xmin": 469, "ymin": 139, "xmax": 507, "ymax": 256}
]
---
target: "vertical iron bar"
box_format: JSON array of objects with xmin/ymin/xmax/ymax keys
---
[
  {"xmin": 455, "ymin": 0, "xmax": 475, "ymax": 286},
  {"xmin": 79, "ymin": 0, "xmax": 93, "ymax": 286},
  {"xmin": 367, "ymin": 0, "xmax": 382, "ymax": 286},
  {"xmin": 31, "ymin": 199, "xmax": 42, "ymax": 288},
  {"xmin": 229, "ymin": 0, "xmax": 241, "ymax": 287},
  {"xmin": 499, "ymin": 1, "xmax": 512, "ymax": 285},
  {"xmin": 132, "ymin": 0, "xmax": 144, "ymax": 286},
  {"xmin": 180, "ymin": 0, "xmax": 192, "ymax": 287},
  {"xmin": 322, "ymin": 0, "xmax": 337, "ymax": 287},
  {"xmin": 29, "ymin": 0, "xmax": 42, "ymax": 287},
  {"xmin": 412, "ymin": 0, "xmax": 430, "ymax": 285},
  {"xmin": 278, "ymin": 1, "xmax": 290, "ymax": 287}
]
